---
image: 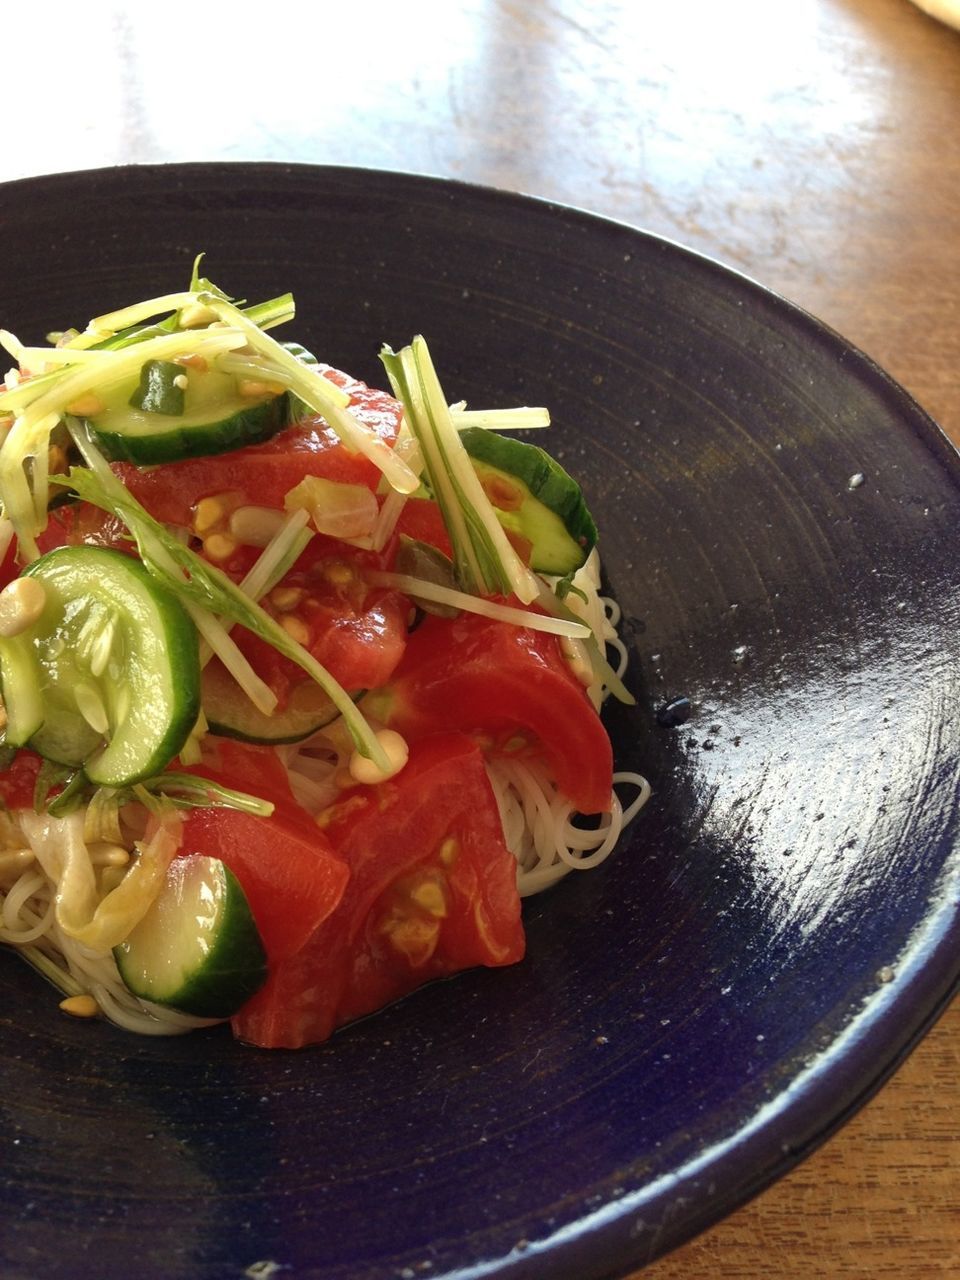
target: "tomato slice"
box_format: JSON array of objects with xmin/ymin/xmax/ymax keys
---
[
  {"xmin": 0, "ymin": 750, "xmax": 44, "ymax": 810},
  {"xmin": 177, "ymin": 806, "xmax": 347, "ymax": 968},
  {"xmin": 388, "ymin": 497, "xmax": 453, "ymax": 561},
  {"xmin": 114, "ymin": 367, "xmax": 402, "ymax": 527},
  {"xmin": 231, "ymin": 733, "xmax": 524, "ymax": 1049},
  {"xmin": 36, "ymin": 503, "xmax": 132, "ymax": 557},
  {"xmin": 176, "ymin": 740, "xmax": 348, "ymax": 965},
  {"xmin": 182, "ymin": 737, "xmax": 306, "ymax": 817},
  {"xmin": 367, "ymin": 611, "xmax": 614, "ymax": 814},
  {"xmin": 236, "ymin": 539, "xmax": 411, "ymax": 700}
]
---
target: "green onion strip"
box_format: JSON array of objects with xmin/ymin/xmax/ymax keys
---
[
  {"xmin": 380, "ymin": 337, "xmax": 540, "ymax": 604},
  {"xmin": 72, "ymin": 291, "xmax": 204, "ymax": 345},
  {"xmin": 450, "ymin": 406, "xmax": 551, "ymax": 432},
  {"xmin": 198, "ymin": 508, "xmax": 314, "ymax": 670},
  {"xmin": 368, "ymin": 570, "xmax": 589, "ymax": 638}
]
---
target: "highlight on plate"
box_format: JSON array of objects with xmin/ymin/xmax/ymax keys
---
[{"xmin": 0, "ymin": 261, "xmax": 650, "ymax": 1048}]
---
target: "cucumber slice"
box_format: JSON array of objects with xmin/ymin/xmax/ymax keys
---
[
  {"xmin": 458, "ymin": 427, "xmax": 598, "ymax": 574},
  {"xmin": 0, "ymin": 546, "xmax": 200, "ymax": 786},
  {"xmin": 0, "ymin": 631, "xmax": 44, "ymax": 747},
  {"xmin": 203, "ymin": 659, "xmax": 340, "ymax": 744},
  {"xmin": 85, "ymin": 363, "xmax": 289, "ymax": 464},
  {"xmin": 114, "ymin": 854, "xmax": 267, "ymax": 1018}
]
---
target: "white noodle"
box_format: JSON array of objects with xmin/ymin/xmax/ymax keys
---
[
  {"xmin": 0, "ymin": 869, "xmax": 55, "ymax": 943},
  {"xmin": 487, "ymin": 758, "xmax": 651, "ymax": 897},
  {"xmin": 0, "ymin": 549, "xmax": 651, "ymax": 1034},
  {"xmin": 0, "ymin": 816, "xmax": 218, "ymax": 1036}
]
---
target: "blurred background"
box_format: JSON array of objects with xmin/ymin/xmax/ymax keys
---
[{"xmin": 3, "ymin": 1, "xmax": 959, "ymax": 1276}]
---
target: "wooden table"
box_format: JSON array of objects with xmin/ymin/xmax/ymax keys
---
[{"xmin": 3, "ymin": 0, "xmax": 957, "ymax": 1274}]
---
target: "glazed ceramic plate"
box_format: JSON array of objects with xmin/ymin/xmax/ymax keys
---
[{"xmin": 1, "ymin": 165, "xmax": 958, "ymax": 1280}]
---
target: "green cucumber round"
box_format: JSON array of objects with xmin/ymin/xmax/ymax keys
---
[
  {"xmin": 459, "ymin": 426, "xmax": 598, "ymax": 574},
  {"xmin": 202, "ymin": 659, "xmax": 340, "ymax": 744},
  {"xmin": 0, "ymin": 546, "xmax": 200, "ymax": 786},
  {"xmin": 85, "ymin": 364, "xmax": 289, "ymax": 464},
  {"xmin": 114, "ymin": 854, "xmax": 267, "ymax": 1018}
]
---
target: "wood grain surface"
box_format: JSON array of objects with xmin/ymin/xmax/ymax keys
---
[{"xmin": 2, "ymin": 0, "xmax": 957, "ymax": 1274}]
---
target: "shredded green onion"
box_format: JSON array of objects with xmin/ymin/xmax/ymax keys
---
[
  {"xmin": 450, "ymin": 406, "xmax": 551, "ymax": 431},
  {"xmin": 186, "ymin": 602, "xmax": 277, "ymax": 715},
  {"xmin": 134, "ymin": 773, "xmax": 275, "ymax": 817},
  {"xmin": 367, "ymin": 569, "xmax": 590, "ymax": 638},
  {"xmin": 380, "ymin": 337, "xmax": 540, "ymax": 604},
  {"xmin": 10, "ymin": 345, "xmax": 133, "ymax": 368},
  {"xmin": 199, "ymin": 508, "xmax": 314, "ymax": 670},
  {"xmin": 533, "ymin": 580, "xmax": 635, "ymax": 705},
  {"xmin": 77, "ymin": 291, "xmax": 205, "ymax": 343},
  {"xmin": 233, "ymin": 508, "xmax": 312, "ymax": 611}
]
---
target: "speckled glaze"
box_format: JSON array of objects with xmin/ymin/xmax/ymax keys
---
[{"xmin": 1, "ymin": 165, "xmax": 958, "ymax": 1280}]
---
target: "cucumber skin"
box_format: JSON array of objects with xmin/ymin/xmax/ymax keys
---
[
  {"xmin": 459, "ymin": 427, "xmax": 598, "ymax": 565},
  {"xmin": 130, "ymin": 360, "xmax": 186, "ymax": 416},
  {"xmin": 202, "ymin": 661, "xmax": 341, "ymax": 745},
  {"xmin": 114, "ymin": 858, "xmax": 268, "ymax": 1019},
  {"xmin": 21, "ymin": 547, "xmax": 201, "ymax": 786},
  {"xmin": 87, "ymin": 391, "xmax": 289, "ymax": 466}
]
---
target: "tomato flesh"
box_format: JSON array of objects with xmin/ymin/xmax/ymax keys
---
[
  {"xmin": 387, "ymin": 497, "xmax": 454, "ymax": 561},
  {"xmin": 177, "ymin": 740, "xmax": 348, "ymax": 965},
  {"xmin": 232, "ymin": 734, "xmax": 524, "ymax": 1048},
  {"xmin": 178, "ymin": 807, "xmax": 347, "ymax": 968},
  {"xmin": 369, "ymin": 611, "xmax": 614, "ymax": 814},
  {"xmin": 237, "ymin": 540, "xmax": 410, "ymax": 700},
  {"xmin": 36, "ymin": 503, "xmax": 131, "ymax": 557},
  {"xmin": 115, "ymin": 367, "xmax": 402, "ymax": 527},
  {"xmin": 0, "ymin": 750, "xmax": 44, "ymax": 810}
]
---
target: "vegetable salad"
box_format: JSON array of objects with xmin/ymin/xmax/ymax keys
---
[{"xmin": 0, "ymin": 262, "xmax": 643, "ymax": 1048}]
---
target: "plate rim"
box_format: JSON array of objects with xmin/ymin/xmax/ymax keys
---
[{"xmin": 1, "ymin": 160, "xmax": 959, "ymax": 1279}]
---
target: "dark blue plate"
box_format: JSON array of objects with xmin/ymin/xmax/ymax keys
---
[{"xmin": 1, "ymin": 165, "xmax": 958, "ymax": 1280}]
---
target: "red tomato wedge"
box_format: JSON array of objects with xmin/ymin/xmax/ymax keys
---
[
  {"xmin": 177, "ymin": 740, "xmax": 348, "ymax": 965},
  {"xmin": 388, "ymin": 497, "xmax": 454, "ymax": 561},
  {"xmin": 234, "ymin": 540, "xmax": 410, "ymax": 700},
  {"xmin": 368, "ymin": 611, "xmax": 614, "ymax": 815},
  {"xmin": 177, "ymin": 807, "xmax": 348, "ymax": 968},
  {"xmin": 36, "ymin": 503, "xmax": 131, "ymax": 557},
  {"xmin": 232, "ymin": 734, "xmax": 524, "ymax": 1049},
  {"xmin": 113, "ymin": 367, "xmax": 402, "ymax": 527}
]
